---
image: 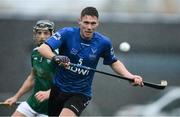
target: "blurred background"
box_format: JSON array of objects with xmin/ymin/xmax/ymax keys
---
[{"xmin": 0, "ymin": 0, "xmax": 180, "ymax": 116}]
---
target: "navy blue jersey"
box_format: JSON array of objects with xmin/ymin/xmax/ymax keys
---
[{"xmin": 45, "ymin": 27, "xmax": 117, "ymax": 97}]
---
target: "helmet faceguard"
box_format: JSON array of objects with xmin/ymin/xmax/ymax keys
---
[{"xmin": 33, "ymin": 20, "xmax": 55, "ymax": 34}]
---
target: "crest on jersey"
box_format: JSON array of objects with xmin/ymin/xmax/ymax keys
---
[
  {"xmin": 70, "ymin": 48, "xmax": 78, "ymax": 55},
  {"xmin": 47, "ymin": 59, "xmax": 51, "ymax": 63},
  {"xmin": 91, "ymin": 48, "xmax": 97, "ymax": 54},
  {"xmin": 53, "ymin": 32, "xmax": 61, "ymax": 40}
]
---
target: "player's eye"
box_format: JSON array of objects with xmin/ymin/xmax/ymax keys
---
[
  {"xmin": 91, "ymin": 22, "xmax": 96, "ymax": 25},
  {"xmin": 37, "ymin": 31, "xmax": 50, "ymax": 35},
  {"xmin": 83, "ymin": 21, "xmax": 90, "ymax": 25}
]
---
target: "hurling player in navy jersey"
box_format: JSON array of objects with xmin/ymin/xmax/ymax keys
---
[{"xmin": 38, "ymin": 7, "xmax": 144, "ymax": 116}]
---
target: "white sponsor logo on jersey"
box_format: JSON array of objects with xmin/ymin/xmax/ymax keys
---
[{"xmin": 67, "ymin": 66, "xmax": 90, "ymax": 76}]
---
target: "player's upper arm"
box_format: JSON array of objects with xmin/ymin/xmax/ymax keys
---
[
  {"xmin": 26, "ymin": 69, "xmax": 35, "ymax": 85},
  {"xmin": 38, "ymin": 43, "xmax": 55, "ymax": 59}
]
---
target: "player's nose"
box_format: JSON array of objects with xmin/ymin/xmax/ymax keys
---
[
  {"xmin": 39, "ymin": 33, "xmax": 46, "ymax": 38},
  {"xmin": 87, "ymin": 24, "xmax": 92, "ymax": 30}
]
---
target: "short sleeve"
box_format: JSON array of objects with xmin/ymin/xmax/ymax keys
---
[
  {"xmin": 101, "ymin": 40, "xmax": 117, "ymax": 65},
  {"xmin": 45, "ymin": 28, "xmax": 67, "ymax": 50}
]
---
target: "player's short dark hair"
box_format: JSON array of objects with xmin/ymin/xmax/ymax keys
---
[{"xmin": 81, "ymin": 7, "xmax": 99, "ymax": 18}]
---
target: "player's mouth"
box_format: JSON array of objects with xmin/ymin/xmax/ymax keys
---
[{"xmin": 85, "ymin": 31, "xmax": 92, "ymax": 36}]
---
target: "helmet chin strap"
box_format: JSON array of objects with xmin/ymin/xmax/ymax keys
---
[{"xmin": 37, "ymin": 42, "xmax": 43, "ymax": 46}]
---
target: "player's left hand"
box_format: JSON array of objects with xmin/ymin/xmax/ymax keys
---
[
  {"xmin": 131, "ymin": 75, "xmax": 144, "ymax": 86},
  {"xmin": 35, "ymin": 91, "xmax": 50, "ymax": 102}
]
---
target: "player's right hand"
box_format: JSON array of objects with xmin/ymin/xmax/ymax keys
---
[
  {"xmin": 52, "ymin": 55, "xmax": 70, "ymax": 67},
  {"xmin": 3, "ymin": 96, "xmax": 18, "ymax": 106},
  {"xmin": 35, "ymin": 90, "xmax": 50, "ymax": 102},
  {"xmin": 131, "ymin": 75, "xmax": 144, "ymax": 87}
]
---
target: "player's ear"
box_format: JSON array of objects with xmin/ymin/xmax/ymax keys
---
[
  {"xmin": 78, "ymin": 18, "xmax": 81, "ymax": 25},
  {"xmin": 96, "ymin": 20, "xmax": 99, "ymax": 26}
]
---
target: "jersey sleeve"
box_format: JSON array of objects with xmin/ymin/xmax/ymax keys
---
[
  {"xmin": 101, "ymin": 40, "xmax": 117, "ymax": 65},
  {"xmin": 45, "ymin": 28, "xmax": 67, "ymax": 50}
]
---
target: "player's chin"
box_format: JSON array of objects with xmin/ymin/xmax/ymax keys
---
[{"xmin": 84, "ymin": 33, "xmax": 93, "ymax": 39}]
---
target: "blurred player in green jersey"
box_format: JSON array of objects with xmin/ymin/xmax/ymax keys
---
[{"xmin": 4, "ymin": 20, "xmax": 57, "ymax": 117}]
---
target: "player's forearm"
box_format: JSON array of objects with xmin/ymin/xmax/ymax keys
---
[
  {"xmin": 38, "ymin": 43, "xmax": 55, "ymax": 60},
  {"xmin": 14, "ymin": 74, "xmax": 34, "ymax": 100},
  {"xmin": 111, "ymin": 60, "xmax": 134, "ymax": 79}
]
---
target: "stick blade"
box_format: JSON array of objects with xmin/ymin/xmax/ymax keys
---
[{"xmin": 144, "ymin": 80, "xmax": 168, "ymax": 90}]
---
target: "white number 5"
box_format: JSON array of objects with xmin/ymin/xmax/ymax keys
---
[{"xmin": 78, "ymin": 58, "xmax": 83, "ymax": 65}]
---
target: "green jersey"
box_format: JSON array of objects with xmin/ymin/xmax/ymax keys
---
[{"xmin": 27, "ymin": 47, "xmax": 55, "ymax": 115}]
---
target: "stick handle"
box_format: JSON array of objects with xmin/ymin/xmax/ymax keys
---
[{"xmin": 70, "ymin": 63, "xmax": 166, "ymax": 89}]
